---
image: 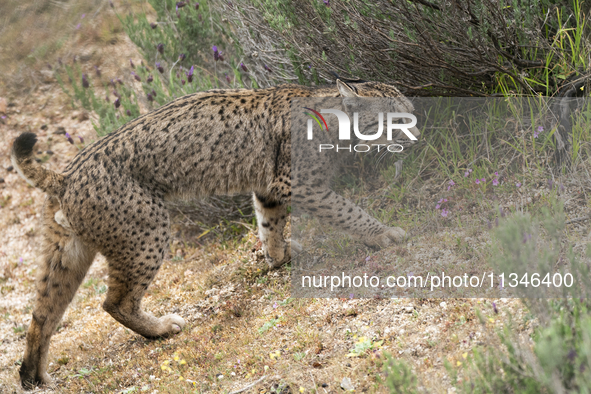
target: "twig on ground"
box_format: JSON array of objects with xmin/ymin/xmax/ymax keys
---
[
  {"xmin": 566, "ymin": 215, "xmax": 591, "ymax": 224},
  {"xmin": 229, "ymin": 375, "xmax": 267, "ymax": 394}
]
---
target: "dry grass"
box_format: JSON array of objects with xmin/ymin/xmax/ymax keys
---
[{"xmin": 0, "ymin": 0, "xmax": 137, "ymax": 94}]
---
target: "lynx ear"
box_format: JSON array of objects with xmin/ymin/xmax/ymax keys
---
[{"xmin": 337, "ymin": 79, "xmax": 359, "ymax": 98}]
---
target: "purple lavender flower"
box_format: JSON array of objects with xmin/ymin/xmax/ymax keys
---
[
  {"xmin": 81, "ymin": 74, "xmax": 89, "ymax": 88},
  {"xmin": 492, "ymin": 302, "xmax": 498, "ymax": 314},
  {"xmin": 147, "ymin": 74, "xmax": 153, "ymax": 83},
  {"xmin": 178, "ymin": 53, "xmax": 186, "ymax": 61},
  {"xmin": 131, "ymin": 72, "xmax": 141, "ymax": 82},
  {"xmin": 176, "ymin": 1, "xmax": 186, "ymax": 10},
  {"xmin": 228, "ymin": 1, "xmax": 233, "ymax": 7},
  {"xmin": 65, "ymin": 132, "xmax": 74, "ymax": 144},
  {"xmin": 181, "ymin": 79, "xmax": 186, "ymax": 85},
  {"xmin": 116, "ymin": 78, "xmax": 123, "ymax": 85},
  {"xmin": 492, "ymin": 178, "xmax": 499, "ymax": 186},
  {"xmin": 441, "ymin": 208, "xmax": 448, "ymax": 217},
  {"xmin": 147, "ymin": 93, "xmax": 154, "ymax": 102},
  {"xmin": 264, "ymin": 64, "xmax": 272, "ymax": 73},
  {"xmin": 516, "ymin": 182, "xmax": 521, "ymax": 188},
  {"xmin": 548, "ymin": 179, "xmax": 554, "ymax": 189},
  {"xmin": 78, "ymin": 136, "xmax": 84, "ymax": 144},
  {"xmin": 94, "ymin": 65, "xmax": 101, "ymax": 77},
  {"xmin": 114, "ymin": 97, "xmax": 121, "ymax": 108},
  {"xmin": 449, "ymin": 180, "xmax": 455, "ymax": 187},
  {"xmin": 273, "ymin": 302, "xmax": 277, "ymax": 309},
  {"xmin": 475, "ymin": 179, "xmax": 480, "ymax": 185},
  {"xmin": 194, "ymin": 2, "xmax": 199, "ymax": 10},
  {"xmin": 349, "ymin": 293, "xmax": 354, "ymax": 300},
  {"xmin": 157, "ymin": 43, "xmax": 164, "ymax": 54},
  {"xmin": 156, "ymin": 62, "xmax": 164, "ymax": 74},
  {"xmin": 150, "ymin": 22, "xmax": 158, "ymax": 29},
  {"xmin": 130, "ymin": 58, "xmax": 135, "ymax": 68},
  {"xmin": 481, "ymin": 178, "xmax": 485, "ymax": 183},
  {"xmin": 494, "ymin": 171, "xmax": 498, "ymax": 177},
  {"xmin": 522, "ymin": 232, "xmax": 532, "ymax": 243},
  {"xmin": 185, "ymin": 65, "xmax": 194, "ymax": 83},
  {"xmin": 76, "ymin": 23, "xmax": 81, "ymax": 30},
  {"xmin": 213, "ymin": 45, "xmax": 220, "ymax": 61},
  {"xmin": 240, "ymin": 62, "xmax": 248, "ymax": 72},
  {"xmin": 323, "ymin": 0, "xmax": 330, "ymax": 5},
  {"xmin": 105, "ymin": 95, "xmax": 110, "ymax": 102},
  {"xmin": 126, "ymin": 109, "xmax": 132, "ymax": 116},
  {"xmin": 435, "ymin": 204, "xmax": 440, "ymax": 210},
  {"xmin": 151, "ymin": 89, "xmax": 157, "ymax": 97},
  {"xmin": 113, "ymin": 90, "xmax": 120, "ymax": 98},
  {"xmin": 225, "ymin": 73, "xmax": 231, "ymax": 84},
  {"xmin": 109, "ymin": 1, "xmax": 114, "ymax": 8}
]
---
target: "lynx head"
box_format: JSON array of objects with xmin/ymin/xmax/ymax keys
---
[{"xmin": 336, "ymin": 79, "xmax": 421, "ymax": 150}]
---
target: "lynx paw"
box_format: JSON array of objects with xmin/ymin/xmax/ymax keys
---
[
  {"xmin": 158, "ymin": 314, "xmax": 186, "ymax": 336},
  {"xmin": 20, "ymin": 366, "xmax": 54, "ymax": 389},
  {"xmin": 265, "ymin": 240, "xmax": 302, "ymax": 269},
  {"xmin": 368, "ymin": 227, "xmax": 406, "ymax": 249}
]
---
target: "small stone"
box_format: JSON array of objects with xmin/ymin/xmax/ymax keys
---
[
  {"xmin": 6, "ymin": 166, "xmax": 13, "ymax": 172},
  {"xmin": 321, "ymin": 383, "xmax": 328, "ymax": 388},
  {"xmin": 78, "ymin": 111, "xmax": 89, "ymax": 121},
  {"xmin": 0, "ymin": 178, "xmax": 4, "ymax": 183},
  {"xmin": 54, "ymin": 127, "xmax": 66, "ymax": 135},
  {"xmin": 46, "ymin": 150, "xmax": 54, "ymax": 155},
  {"xmin": 40, "ymin": 124, "xmax": 48, "ymax": 130},
  {"xmin": 341, "ymin": 377, "xmax": 354, "ymax": 391}
]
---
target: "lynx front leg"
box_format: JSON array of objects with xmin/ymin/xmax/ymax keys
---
[
  {"xmin": 294, "ymin": 187, "xmax": 406, "ymax": 248},
  {"xmin": 253, "ymin": 193, "xmax": 292, "ymax": 268}
]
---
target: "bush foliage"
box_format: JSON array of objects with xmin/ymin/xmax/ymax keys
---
[{"xmin": 223, "ymin": 0, "xmax": 590, "ymax": 96}]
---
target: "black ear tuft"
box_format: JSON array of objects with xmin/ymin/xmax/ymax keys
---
[
  {"xmin": 330, "ymin": 71, "xmax": 367, "ymax": 84},
  {"xmin": 13, "ymin": 132, "xmax": 38, "ymax": 160}
]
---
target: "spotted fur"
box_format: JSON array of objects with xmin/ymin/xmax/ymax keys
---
[{"xmin": 11, "ymin": 80, "xmax": 419, "ymax": 388}]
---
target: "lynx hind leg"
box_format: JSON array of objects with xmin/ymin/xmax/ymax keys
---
[
  {"xmin": 253, "ymin": 193, "xmax": 291, "ymax": 268},
  {"xmin": 20, "ymin": 198, "xmax": 96, "ymax": 388},
  {"xmin": 100, "ymin": 205, "xmax": 184, "ymax": 339}
]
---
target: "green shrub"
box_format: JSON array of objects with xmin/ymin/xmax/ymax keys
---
[{"xmin": 450, "ymin": 200, "xmax": 591, "ymax": 392}]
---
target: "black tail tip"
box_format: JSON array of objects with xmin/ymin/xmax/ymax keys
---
[{"xmin": 13, "ymin": 132, "xmax": 38, "ymax": 159}]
